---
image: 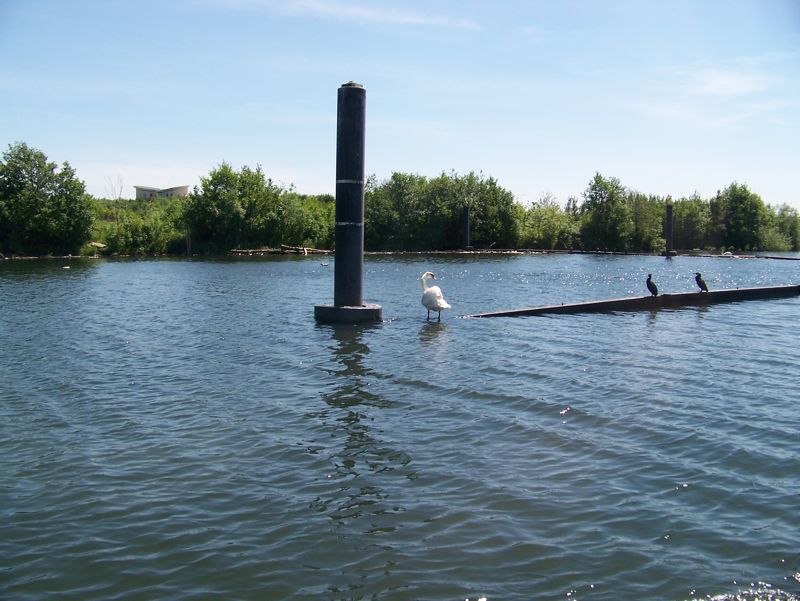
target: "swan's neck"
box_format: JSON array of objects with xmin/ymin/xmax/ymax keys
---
[{"xmin": 421, "ymin": 276, "xmax": 432, "ymax": 291}]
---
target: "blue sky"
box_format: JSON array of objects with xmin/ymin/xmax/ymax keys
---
[{"xmin": 2, "ymin": 0, "xmax": 799, "ymax": 208}]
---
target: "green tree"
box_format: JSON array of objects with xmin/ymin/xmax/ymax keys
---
[
  {"xmin": 757, "ymin": 204, "xmax": 790, "ymax": 251},
  {"xmin": 421, "ymin": 171, "xmax": 464, "ymax": 249},
  {"xmin": 771, "ymin": 204, "xmax": 799, "ymax": 251},
  {"xmin": 627, "ymin": 191, "xmax": 665, "ymax": 252},
  {"xmin": 238, "ymin": 165, "xmax": 284, "ymax": 247},
  {"xmin": 519, "ymin": 193, "xmax": 577, "ymax": 249},
  {"xmin": 89, "ymin": 196, "xmax": 186, "ymax": 255},
  {"xmin": 182, "ymin": 162, "xmax": 336, "ymax": 252},
  {"xmin": 0, "ymin": 142, "xmax": 92, "ymax": 255},
  {"xmin": 297, "ymin": 194, "xmax": 334, "ymax": 248},
  {"xmin": 672, "ymin": 194, "xmax": 710, "ymax": 250},
  {"xmin": 365, "ymin": 172, "xmax": 428, "ymax": 250},
  {"xmin": 579, "ymin": 173, "xmax": 633, "ymax": 251},
  {"xmin": 271, "ymin": 193, "xmax": 308, "ymax": 247},
  {"xmin": 183, "ymin": 162, "xmax": 246, "ymax": 252},
  {"xmin": 364, "ymin": 171, "xmax": 520, "ymax": 251},
  {"xmin": 469, "ymin": 172, "xmax": 519, "ymax": 249},
  {"xmin": 716, "ymin": 182, "xmax": 767, "ymax": 251},
  {"xmin": 364, "ymin": 174, "xmax": 403, "ymax": 251}
]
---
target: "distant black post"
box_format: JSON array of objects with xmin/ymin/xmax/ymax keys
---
[
  {"xmin": 462, "ymin": 204, "xmax": 472, "ymax": 250},
  {"xmin": 315, "ymin": 82, "xmax": 382, "ymax": 323},
  {"xmin": 664, "ymin": 203, "xmax": 676, "ymax": 256}
]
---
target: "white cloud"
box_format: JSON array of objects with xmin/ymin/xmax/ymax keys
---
[
  {"xmin": 519, "ymin": 24, "xmax": 546, "ymax": 40},
  {"xmin": 686, "ymin": 68, "xmax": 773, "ymax": 97},
  {"xmin": 206, "ymin": 0, "xmax": 479, "ymax": 29},
  {"xmin": 627, "ymin": 52, "xmax": 799, "ymax": 129},
  {"xmin": 665, "ymin": 53, "xmax": 797, "ymax": 99},
  {"xmin": 706, "ymin": 99, "xmax": 799, "ymax": 128}
]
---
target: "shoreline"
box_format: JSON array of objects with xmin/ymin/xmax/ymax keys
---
[{"xmin": 2, "ymin": 249, "xmax": 799, "ymax": 261}]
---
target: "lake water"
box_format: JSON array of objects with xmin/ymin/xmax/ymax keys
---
[{"xmin": 1, "ymin": 253, "xmax": 799, "ymax": 601}]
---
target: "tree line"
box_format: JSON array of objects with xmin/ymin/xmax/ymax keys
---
[{"xmin": 1, "ymin": 142, "xmax": 798, "ymax": 257}]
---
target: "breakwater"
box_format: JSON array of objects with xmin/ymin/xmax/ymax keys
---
[{"xmin": 470, "ymin": 284, "xmax": 800, "ymax": 317}]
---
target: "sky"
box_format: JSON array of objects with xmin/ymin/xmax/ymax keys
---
[{"xmin": 1, "ymin": 0, "xmax": 799, "ymax": 208}]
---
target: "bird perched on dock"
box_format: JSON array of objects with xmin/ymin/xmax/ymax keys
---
[
  {"xmin": 420, "ymin": 271, "xmax": 451, "ymax": 321},
  {"xmin": 646, "ymin": 274, "xmax": 658, "ymax": 296},
  {"xmin": 695, "ymin": 272, "xmax": 709, "ymax": 292}
]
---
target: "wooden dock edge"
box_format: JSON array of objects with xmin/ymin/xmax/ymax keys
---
[{"xmin": 469, "ymin": 285, "xmax": 800, "ymax": 318}]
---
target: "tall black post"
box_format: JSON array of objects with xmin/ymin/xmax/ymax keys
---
[
  {"xmin": 664, "ymin": 203, "xmax": 676, "ymax": 256},
  {"xmin": 315, "ymin": 82, "xmax": 382, "ymax": 323},
  {"xmin": 334, "ymin": 82, "xmax": 365, "ymax": 307}
]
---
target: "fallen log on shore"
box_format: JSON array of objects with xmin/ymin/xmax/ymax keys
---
[
  {"xmin": 280, "ymin": 245, "xmax": 331, "ymax": 255},
  {"xmin": 229, "ymin": 246, "xmax": 332, "ymax": 256}
]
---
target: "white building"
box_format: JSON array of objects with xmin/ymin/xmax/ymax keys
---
[{"xmin": 134, "ymin": 185, "xmax": 189, "ymax": 200}]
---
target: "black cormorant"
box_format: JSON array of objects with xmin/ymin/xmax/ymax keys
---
[
  {"xmin": 646, "ymin": 274, "xmax": 658, "ymax": 296},
  {"xmin": 695, "ymin": 272, "xmax": 708, "ymax": 292}
]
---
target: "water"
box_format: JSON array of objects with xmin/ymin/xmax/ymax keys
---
[{"xmin": 1, "ymin": 254, "xmax": 799, "ymax": 601}]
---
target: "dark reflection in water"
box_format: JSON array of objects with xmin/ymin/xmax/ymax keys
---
[
  {"xmin": 309, "ymin": 324, "xmax": 413, "ymax": 533},
  {"xmin": 0, "ymin": 257, "xmax": 100, "ymax": 280},
  {"xmin": 418, "ymin": 320, "xmax": 449, "ymax": 343}
]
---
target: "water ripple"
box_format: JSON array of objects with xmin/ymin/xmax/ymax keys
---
[{"xmin": 2, "ymin": 256, "xmax": 799, "ymax": 600}]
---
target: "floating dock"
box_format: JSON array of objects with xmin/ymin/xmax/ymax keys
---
[{"xmin": 470, "ymin": 284, "xmax": 800, "ymax": 318}]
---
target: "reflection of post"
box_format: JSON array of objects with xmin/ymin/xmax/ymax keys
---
[
  {"xmin": 315, "ymin": 82, "xmax": 382, "ymax": 323},
  {"xmin": 311, "ymin": 325, "xmax": 412, "ymax": 526},
  {"xmin": 329, "ymin": 325, "xmax": 371, "ymax": 380}
]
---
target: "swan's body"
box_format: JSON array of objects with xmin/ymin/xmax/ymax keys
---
[
  {"xmin": 646, "ymin": 274, "xmax": 658, "ymax": 296},
  {"xmin": 420, "ymin": 271, "xmax": 451, "ymax": 321},
  {"xmin": 695, "ymin": 272, "xmax": 708, "ymax": 292}
]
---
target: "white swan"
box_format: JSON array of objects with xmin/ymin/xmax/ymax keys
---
[{"xmin": 420, "ymin": 271, "xmax": 451, "ymax": 321}]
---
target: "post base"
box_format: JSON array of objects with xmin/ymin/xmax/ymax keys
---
[{"xmin": 314, "ymin": 303, "xmax": 383, "ymax": 324}]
